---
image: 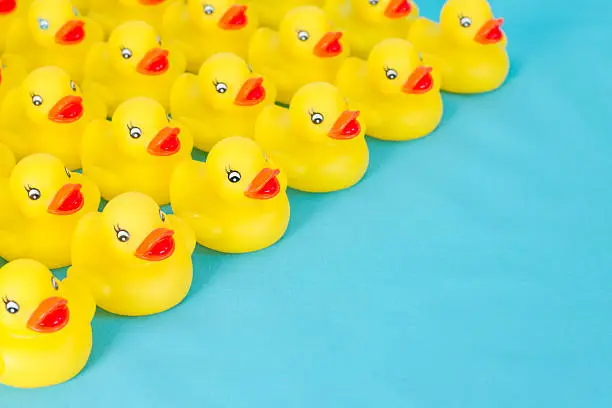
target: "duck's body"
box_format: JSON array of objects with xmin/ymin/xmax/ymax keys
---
[
  {"xmin": 0, "ymin": 259, "xmax": 95, "ymax": 388},
  {"xmin": 68, "ymin": 192, "xmax": 195, "ymax": 316},
  {"xmin": 255, "ymin": 82, "xmax": 368, "ymax": 192},
  {"xmin": 5, "ymin": 0, "xmax": 104, "ymax": 82},
  {"xmin": 407, "ymin": 0, "xmax": 508, "ymax": 93},
  {"xmin": 0, "ymin": 0, "xmax": 31, "ymax": 54},
  {"xmin": 0, "ymin": 53, "xmax": 27, "ymax": 106},
  {"xmin": 0, "ymin": 66, "xmax": 106, "ymax": 170},
  {"xmin": 337, "ymin": 38, "xmax": 443, "ymax": 141},
  {"xmin": 162, "ymin": 0, "xmax": 257, "ymax": 73},
  {"xmin": 0, "ymin": 142, "xmax": 15, "ymax": 176},
  {"xmin": 87, "ymin": 0, "xmax": 178, "ymax": 35},
  {"xmin": 324, "ymin": 0, "xmax": 418, "ymax": 59},
  {"xmin": 170, "ymin": 136, "xmax": 290, "ymax": 253},
  {"xmin": 247, "ymin": 0, "xmax": 323, "ymax": 29},
  {"xmin": 82, "ymin": 97, "xmax": 193, "ymax": 205},
  {"xmin": 82, "ymin": 20, "xmax": 186, "ymax": 113},
  {"xmin": 170, "ymin": 52, "xmax": 274, "ymax": 151},
  {"xmin": 0, "ymin": 154, "xmax": 100, "ymax": 269},
  {"xmin": 248, "ymin": 6, "xmax": 348, "ymax": 104}
]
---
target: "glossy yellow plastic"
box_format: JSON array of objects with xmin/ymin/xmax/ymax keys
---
[
  {"xmin": 71, "ymin": 0, "xmax": 90, "ymax": 14},
  {"xmin": 0, "ymin": 54, "xmax": 27, "ymax": 107},
  {"xmin": 248, "ymin": 5, "xmax": 349, "ymax": 105},
  {"xmin": 325, "ymin": 0, "xmax": 419, "ymax": 59},
  {"xmin": 0, "ymin": 141, "xmax": 15, "ymax": 176},
  {"xmin": 255, "ymin": 82, "xmax": 369, "ymax": 192},
  {"xmin": 0, "ymin": 153, "xmax": 101, "ymax": 268},
  {"xmin": 82, "ymin": 20, "xmax": 187, "ymax": 113},
  {"xmin": 247, "ymin": 0, "xmax": 323, "ymax": 29},
  {"xmin": 170, "ymin": 52, "xmax": 275, "ymax": 152},
  {"xmin": 82, "ymin": 97, "xmax": 193, "ymax": 205},
  {"xmin": 87, "ymin": 0, "xmax": 179, "ymax": 35},
  {"xmin": 170, "ymin": 136, "xmax": 290, "ymax": 253},
  {"xmin": 0, "ymin": 0, "xmax": 30, "ymax": 54},
  {"xmin": 336, "ymin": 38, "xmax": 443, "ymax": 141},
  {"xmin": 0, "ymin": 259, "xmax": 95, "ymax": 389},
  {"xmin": 5, "ymin": 0, "xmax": 104, "ymax": 82},
  {"xmin": 0, "ymin": 66, "xmax": 107, "ymax": 170},
  {"xmin": 407, "ymin": 0, "xmax": 509, "ymax": 94},
  {"xmin": 162, "ymin": 0, "xmax": 257, "ymax": 73}
]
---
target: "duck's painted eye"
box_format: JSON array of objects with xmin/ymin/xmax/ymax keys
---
[
  {"xmin": 31, "ymin": 94, "xmax": 43, "ymax": 106},
  {"xmin": 166, "ymin": 112, "xmax": 172, "ymax": 121},
  {"xmin": 121, "ymin": 48, "xmax": 133, "ymax": 59},
  {"xmin": 385, "ymin": 67, "xmax": 398, "ymax": 80},
  {"xmin": 215, "ymin": 82, "xmax": 228, "ymax": 93},
  {"xmin": 459, "ymin": 16, "xmax": 472, "ymax": 28},
  {"xmin": 227, "ymin": 170, "xmax": 241, "ymax": 183},
  {"xmin": 310, "ymin": 112, "xmax": 324, "ymax": 124},
  {"xmin": 52, "ymin": 277, "xmax": 59, "ymax": 290},
  {"xmin": 65, "ymin": 167, "xmax": 71, "ymax": 178},
  {"xmin": 70, "ymin": 80, "xmax": 77, "ymax": 91},
  {"xmin": 156, "ymin": 35, "xmax": 161, "ymax": 45},
  {"xmin": 72, "ymin": 6, "xmax": 78, "ymax": 16},
  {"xmin": 369, "ymin": 0, "xmax": 379, "ymax": 5},
  {"xmin": 115, "ymin": 228, "xmax": 130, "ymax": 242},
  {"xmin": 128, "ymin": 126, "xmax": 142, "ymax": 139},
  {"xmin": 38, "ymin": 18, "xmax": 49, "ymax": 30},
  {"xmin": 4, "ymin": 300, "xmax": 19, "ymax": 314},
  {"xmin": 297, "ymin": 30, "xmax": 309, "ymax": 41},
  {"xmin": 203, "ymin": 4, "xmax": 214, "ymax": 14},
  {"xmin": 159, "ymin": 208, "xmax": 166, "ymax": 222},
  {"xmin": 26, "ymin": 186, "xmax": 41, "ymax": 200}
]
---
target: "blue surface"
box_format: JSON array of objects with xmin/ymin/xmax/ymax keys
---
[{"xmin": 3, "ymin": 0, "xmax": 612, "ymax": 406}]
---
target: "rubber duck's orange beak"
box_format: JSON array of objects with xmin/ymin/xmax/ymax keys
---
[
  {"xmin": 245, "ymin": 168, "xmax": 280, "ymax": 199},
  {"xmin": 329, "ymin": 110, "xmax": 361, "ymax": 140},
  {"xmin": 147, "ymin": 127, "xmax": 181, "ymax": 156},
  {"xmin": 313, "ymin": 32, "xmax": 343, "ymax": 58},
  {"xmin": 139, "ymin": 0, "xmax": 166, "ymax": 4},
  {"xmin": 402, "ymin": 66, "xmax": 434, "ymax": 94},
  {"xmin": 48, "ymin": 95, "xmax": 84, "ymax": 123},
  {"xmin": 234, "ymin": 76, "xmax": 266, "ymax": 106},
  {"xmin": 48, "ymin": 183, "xmax": 84, "ymax": 215},
  {"xmin": 475, "ymin": 18, "xmax": 504, "ymax": 44},
  {"xmin": 135, "ymin": 228, "xmax": 175, "ymax": 261},
  {"xmin": 27, "ymin": 297, "xmax": 70, "ymax": 333},
  {"xmin": 137, "ymin": 48, "xmax": 170, "ymax": 75},
  {"xmin": 218, "ymin": 4, "xmax": 248, "ymax": 30},
  {"xmin": 0, "ymin": 0, "xmax": 16, "ymax": 14},
  {"xmin": 55, "ymin": 20, "xmax": 85, "ymax": 45},
  {"xmin": 385, "ymin": 0, "xmax": 412, "ymax": 18}
]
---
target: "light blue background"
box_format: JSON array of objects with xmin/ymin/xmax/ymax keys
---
[{"xmin": 2, "ymin": 0, "xmax": 611, "ymax": 406}]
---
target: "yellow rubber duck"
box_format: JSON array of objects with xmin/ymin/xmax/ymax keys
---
[
  {"xmin": 71, "ymin": 0, "xmax": 90, "ymax": 14},
  {"xmin": 82, "ymin": 20, "xmax": 187, "ymax": 113},
  {"xmin": 324, "ymin": 0, "xmax": 419, "ymax": 59},
  {"xmin": 0, "ymin": 53, "xmax": 28, "ymax": 106},
  {"xmin": 82, "ymin": 97, "xmax": 193, "ymax": 205},
  {"xmin": 170, "ymin": 136, "xmax": 290, "ymax": 253},
  {"xmin": 68, "ymin": 191, "xmax": 195, "ymax": 316},
  {"xmin": 248, "ymin": 5, "xmax": 349, "ymax": 105},
  {"xmin": 0, "ymin": 153, "xmax": 101, "ymax": 268},
  {"xmin": 407, "ymin": 0, "xmax": 509, "ymax": 94},
  {"xmin": 162, "ymin": 0, "xmax": 257, "ymax": 73},
  {"xmin": 247, "ymin": 0, "xmax": 323, "ymax": 29},
  {"xmin": 254, "ymin": 82, "xmax": 368, "ymax": 192},
  {"xmin": 336, "ymin": 38, "xmax": 443, "ymax": 141},
  {"xmin": 0, "ymin": 141, "xmax": 15, "ymax": 176},
  {"xmin": 0, "ymin": 65, "xmax": 107, "ymax": 170},
  {"xmin": 0, "ymin": 259, "xmax": 95, "ymax": 388},
  {"xmin": 87, "ymin": 0, "xmax": 179, "ymax": 35},
  {"xmin": 0, "ymin": 0, "xmax": 31, "ymax": 54},
  {"xmin": 170, "ymin": 52, "xmax": 275, "ymax": 152},
  {"xmin": 5, "ymin": 0, "xmax": 104, "ymax": 83}
]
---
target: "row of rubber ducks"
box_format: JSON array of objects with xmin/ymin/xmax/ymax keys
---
[{"xmin": 0, "ymin": 0, "xmax": 509, "ymax": 390}]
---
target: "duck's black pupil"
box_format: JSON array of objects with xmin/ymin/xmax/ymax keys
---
[{"xmin": 8, "ymin": 307, "xmax": 17, "ymax": 314}]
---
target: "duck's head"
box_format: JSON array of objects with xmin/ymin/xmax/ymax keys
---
[
  {"xmin": 108, "ymin": 21, "xmax": 170, "ymax": 76},
  {"xmin": 350, "ymin": 0, "xmax": 417, "ymax": 23},
  {"xmin": 19, "ymin": 66, "xmax": 83, "ymax": 125},
  {"xmin": 112, "ymin": 97, "xmax": 182, "ymax": 159},
  {"xmin": 0, "ymin": 0, "xmax": 16, "ymax": 15},
  {"xmin": 8, "ymin": 153, "xmax": 98, "ymax": 219},
  {"xmin": 118, "ymin": 0, "xmax": 168, "ymax": 6},
  {"xmin": 367, "ymin": 38, "xmax": 435, "ymax": 95},
  {"xmin": 440, "ymin": 0, "xmax": 504, "ymax": 46},
  {"xmin": 101, "ymin": 192, "xmax": 176, "ymax": 263},
  {"xmin": 279, "ymin": 6, "xmax": 345, "ymax": 60},
  {"xmin": 187, "ymin": 0, "xmax": 253, "ymax": 32},
  {"xmin": 28, "ymin": 0, "xmax": 86, "ymax": 47},
  {"xmin": 0, "ymin": 259, "xmax": 71, "ymax": 339},
  {"xmin": 289, "ymin": 82, "xmax": 363, "ymax": 143},
  {"xmin": 206, "ymin": 136, "xmax": 285, "ymax": 203},
  {"xmin": 198, "ymin": 52, "xmax": 267, "ymax": 110}
]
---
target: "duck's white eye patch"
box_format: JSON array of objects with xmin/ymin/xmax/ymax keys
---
[
  {"xmin": 52, "ymin": 277, "xmax": 59, "ymax": 290},
  {"xmin": 4, "ymin": 300, "xmax": 19, "ymax": 314},
  {"xmin": 203, "ymin": 4, "xmax": 214, "ymax": 15},
  {"xmin": 385, "ymin": 68, "xmax": 398, "ymax": 80},
  {"xmin": 227, "ymin": 170, "xmax": 241, "ymax": 183},
  {"xmin": 26, "ymin": 187, "xmax": 41, "ymax": 200},
  {"xmin": 159, "ymin": 208, "xmax": 166, "ymax": 222},
  {"xmin": 369, "ymin": 0, "xmax": 379, "ymax": 5},
  {"xmin": 38, "ymin": 18, "xmax": 49, "ymax": 30},
  {"xmin": 70, "ymin": 80, "xmax": 77, "ymax": 91},
  {"xmin": 297, "ymin": 30, "xmax": 309, "ymax": 41},
  {"xmin": 215, "ymin": 82, "xmax": 228, "ymax": 93},
  {"xmin": 32, "ymin": 94, "xmax": 43, "ymax": 106},
  {"xmin": 128, "ymin": 126, "xmax": 142, "ymax": 139},
  {"xmin": 310, "ymin": 112, "xmax": 324, "ymax": 124},
  {"xmin": 115, "ymin": 228, "xmax": 130, "ymax": 242},
  {"xmin": 121, "ymin": 48, "xmax": 133, "ymax": 59},
  {"xmin": 459, "ymin": 16, "xmax": 472, "ymax": 28}
]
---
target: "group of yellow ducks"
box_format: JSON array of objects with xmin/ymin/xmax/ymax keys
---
[{"xmin": 0, "ymin": 0, "xmax": 509, "ymax": 389}]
